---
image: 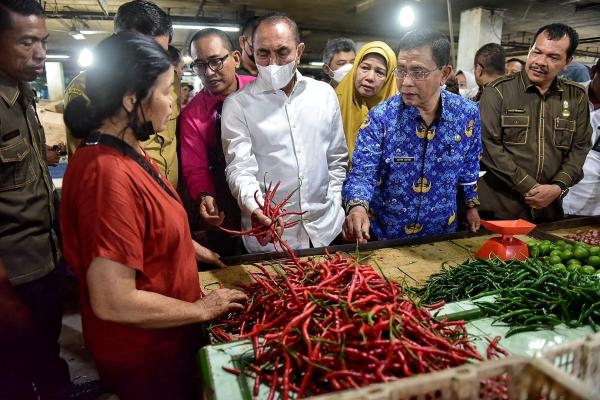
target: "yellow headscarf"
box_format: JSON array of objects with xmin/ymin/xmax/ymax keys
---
[{"xmin": 335, "ymin": 41, "xmax": 398, "ymax": 159}]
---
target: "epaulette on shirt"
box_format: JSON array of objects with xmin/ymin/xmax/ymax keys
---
[
  {"xmin": 557, "ymin": 76, "xmax": 587, "ymax": 94},
  {"xmin": 487, "ymin": 73, "xmax": 518, "ymax": 89}
]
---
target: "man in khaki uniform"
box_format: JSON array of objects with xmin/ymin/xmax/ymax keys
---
[
  {"xmin": 0, "ymin": 1, "xmax": 104, "ymax": 398},
  {"xmin": 478, "ymin": 23, "xmax": 592, "ymax": 222},
  {"xmin": 64, "ymin": 0, "xmax": 180, "ymax": 187}
]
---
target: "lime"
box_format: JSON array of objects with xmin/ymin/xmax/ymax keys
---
[
  {"xmin": 540, "ymin": 244, "xmax": 552, "ymax": 256},
  {"xmin": 575, "ymin": 242, "xmax": 590, "ymax": 249},
  {"xmin": 573, "ymin": 247, "xmax": 590, "ymax": 261},
  {"xmin": 549, "ymin": 249, "xmax": 562, "ymax": 258},
  {"xmin": 589, "ymin": 247, "xmax": 600, "ymax": 257},
  {"xmin": 587, "ymin": 255, "xmax": 600, "ymax": 268},
  {"xmin": 562, "ymin": 244, "xmax": 574, "ymax": 252},
  {"xmin": 580, "ymin": 265, "xmax": 596, "ymax": 275},
  {"xmin": 567, "ymin": 263, "xmax": 580, "ymax": 273},
  {"xmin": 567, "ymin": 258, "xmax": 582, "ymax": 266},
  {"xmin": 528, "ymin": 245, "xmax": 540, "ymax": 258},
  {"xmin": 555, "ymin": 240, "xmax": 567, "ymax": 247},
  {"xmin": 552, "ymin": 263, "xmax": 566, "ymax": 273},
  {"xmin": 560, "ymin": 250, "xmax": 574, "ymax": 263},
  {"xmin": 549, "ymin": 255, "xmax": 563, "ymax": 265}
]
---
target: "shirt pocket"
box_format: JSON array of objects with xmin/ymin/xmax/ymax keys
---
[
  {"xmin": 501, "ymin": 115, "xmax": 529, "ymax": 145},
  {"xmin": 0, "ymin": 134, "xmax": 38, "ymax": 191},
  {"xmin": 553, "ymin": 117, "xmax": 575, "ymax": 150}
]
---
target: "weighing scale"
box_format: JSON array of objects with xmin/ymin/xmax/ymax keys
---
[{"xmin": 475, "ymin": 219, "xmax": 536, "ymax": 260}]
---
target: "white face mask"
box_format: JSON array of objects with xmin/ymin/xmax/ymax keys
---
[
  {"xmin": 459, "ymin": 87, "xmax": 478, "ymax": 99},
  {"xmin": 331, "ymin": 63, "xmax": 353, "ymax": 83},
  {"xmin": 256, "ymin": 60, "xmax": 297, "ymax": 91}
]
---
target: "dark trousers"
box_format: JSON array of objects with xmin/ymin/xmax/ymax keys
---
[{"xmin": 0, "ymin": 263, "xmax": 71, "ymax": 399}]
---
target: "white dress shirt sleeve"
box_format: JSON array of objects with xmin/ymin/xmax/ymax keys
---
[{"xmin": 221, "ymin": 94, "xmax": 263, "ymax": 215}]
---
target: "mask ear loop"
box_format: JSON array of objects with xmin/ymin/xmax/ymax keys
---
[{"xmin": 123, "ymin": 101, "xmax": 155, "ymax": 141}]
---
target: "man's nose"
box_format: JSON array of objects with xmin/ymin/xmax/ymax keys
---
[
  {"xmin": 205, "ymin": 66, "xmax": 217, "ymax": 77},
  {"xmin": 33, "ymin": 41, "xmax": 46, "ymax": 61}
]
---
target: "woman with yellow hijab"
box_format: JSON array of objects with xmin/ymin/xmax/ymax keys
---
[{"xmin": 336, "ymin": 41, "xmax": 398, "ymax": 159}]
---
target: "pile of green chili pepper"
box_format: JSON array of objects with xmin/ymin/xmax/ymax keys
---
[
  {"xmin": 411, "ymin": 257, "xmax": 600, "ymax": 336},
  {"xmin": 410, "ymin": 258, "xmax": 516, "ymax": 304}
]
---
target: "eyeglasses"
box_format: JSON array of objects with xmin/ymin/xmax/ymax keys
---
[
  {"xmin": 191, "ymin": 54, "xmax": 230, "ymax": 75},
  {"xmin": 393, "ymin": 66, "xmax": 441, "ymax": 81}
]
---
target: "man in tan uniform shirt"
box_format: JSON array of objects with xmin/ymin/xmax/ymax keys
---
[
  {"xmin": 64, "ymin": 1, "xmax": 180, "ymax": 187},
  {"xmin": 478, "ymin": 23, "xmax": 592, "ymax": 222}
]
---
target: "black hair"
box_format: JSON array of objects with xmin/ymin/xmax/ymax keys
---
[
  {"xmin": 398, "ymin": 29, "xmax": 450, "ymax": 68},
  {"xmin": 445, "ymin": 73, "xmax": 460, "ymax": 95},
  {"xmin": 533, "ymin": 23, "xmax": 579, "ymax": 59},
  {"xmin": 474, "ymin": 43, "xmax": 506, "ymax": 75},
  {"xmin": 189, "ymin": 28, "xmax": 235, "ymax": 54},
  {"xmin": 241, "ymin": 16, "xmax": 260, "ymax": 37},
  {"xmin": 506, "ymin": 57, "xmax": 525, "ymax": 66},
  {"xmin": 322, "ymin": 38, "xmax": 356, "ymax": 65},
  {"xmin": 253, "ymin": 13, "xmax": 301, "ymax": 45},
  {"xmin": 114, "ymin": 0, "xmax": 173, "ymax": 43},
  {"xmin": 168, "ymin": 45, "xmax": 182, "ymax": 65},
  {"xmin": 64, "ymin": 32, "xmax": 172, "ymax": 140},
  {"xmin": 0, "ymin": 0, "xmax": 45, "ymax": 35}
]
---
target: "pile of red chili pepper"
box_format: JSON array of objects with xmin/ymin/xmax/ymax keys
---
[
  {"xmin": 211, "ymin": 252, "xmax": 505, "ymax": 399},
  {"xmin": 218, "ymin": 180, "xmax": 304, "ymax": 253}
]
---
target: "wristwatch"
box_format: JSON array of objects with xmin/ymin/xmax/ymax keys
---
[{"xmin": 553, "ymin": 181, "xmax": 569, "ymax": 199}]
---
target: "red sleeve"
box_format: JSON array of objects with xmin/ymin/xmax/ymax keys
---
[{"xmin": 74, "ymin": 155, "xmax": 147, "ymax": 271}]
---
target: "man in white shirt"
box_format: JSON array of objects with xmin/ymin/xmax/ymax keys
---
[
  {"xmin": 221, "ymin": 13, "xmax": 348, "ymax": 253},
  {"xmin": 563, "ymin": 57, "xmax": 600, "ymax": 216}
]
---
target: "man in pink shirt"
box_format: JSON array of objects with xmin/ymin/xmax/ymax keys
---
[{"xmin": 180, "ymin": 29, "xmax": 255, "ymax": 256}]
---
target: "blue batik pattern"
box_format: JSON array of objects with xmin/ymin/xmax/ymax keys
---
[{"xmin": 342, "ymin": 90, "xmax": 482, "ymax": 240}]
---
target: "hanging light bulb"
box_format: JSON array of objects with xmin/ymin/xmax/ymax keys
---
[
  {"xmin": 398, "ymin": 5, "xmax": 416, "ymax": 28},
  {"xmin": 78, "ymin": 48, "xmax": 93, "ymax": 68}
]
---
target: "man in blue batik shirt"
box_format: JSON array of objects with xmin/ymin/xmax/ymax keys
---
[{"xmin": 342, "ymin": 29, "xmax": 482, "ymax": 243}]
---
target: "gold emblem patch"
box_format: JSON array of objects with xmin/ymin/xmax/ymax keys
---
[
  {"xmin": 404, "ymin": 223, "xmax": 423, "ymax": 234},
  {"xmin": 412, "ymin": 177, "xmax": 432, "ymax": 193}
]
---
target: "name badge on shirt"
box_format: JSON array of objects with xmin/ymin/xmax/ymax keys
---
[{"xmin": 394, "ymin": 156, "xmax": 415, "ymax": 163}]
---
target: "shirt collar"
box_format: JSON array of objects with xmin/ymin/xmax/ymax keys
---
[
  {"xmin": 400, "ymin": 88, "xmax": 454, "ymax": 123},
  {"xmin": 438, "ymin": 89, "xmax": 457, "ymax": 122},
  {"xmin": 202, "ymin": 73, "xmax": 244, "ymax": 101},
  {"xmin": 519, "ymin": 69, "xmax": 563, "ymax": 95},
  {"xmin": 251, "ymin": 69, "xmax": 306, "ymax": 95},
  {"xmin": 0, "ymin": 73, "xmax": 21, "ymax": 107}
]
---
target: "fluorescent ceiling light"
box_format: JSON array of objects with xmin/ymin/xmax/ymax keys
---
[
  {"xmin": 173, "ymin": 24, "xmax": 239, "ymax": 32},
  {"xmin": 80, "ymin": 30, "xmax": 107, "ymax": 35},
  {"xmin": 69, "ymin": 31, "xmax": 86, "ymax": 40},
  {"xmin": 46, "ymin": 54, "xmax": 70, "ymax": 59},
  {"xmin": 309, "ymin": 62, "xmax": 324, "ymax": 66}
]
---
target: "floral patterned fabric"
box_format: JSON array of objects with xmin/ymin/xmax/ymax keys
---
[{"xmin": 342, "ymin": 90, "xmax": 482, "ymax": 240}]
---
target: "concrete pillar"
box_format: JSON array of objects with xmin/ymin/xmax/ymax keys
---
[
  {"xmin": 456, "ymin": 7, "xmax": 503, "ymax": 73},
  {"xmin": 45, "ymin": 61, "xmax": 65, "ymax": 101}
]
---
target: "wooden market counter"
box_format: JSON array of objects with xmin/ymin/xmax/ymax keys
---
[{"xmin": 198, "ymin": 217, "xmax": 598, "ymax": 293}]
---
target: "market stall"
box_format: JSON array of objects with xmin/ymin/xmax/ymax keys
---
[{"xmin": 197, "ymin": 217, "xmax": 600, "ymax": 400}]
